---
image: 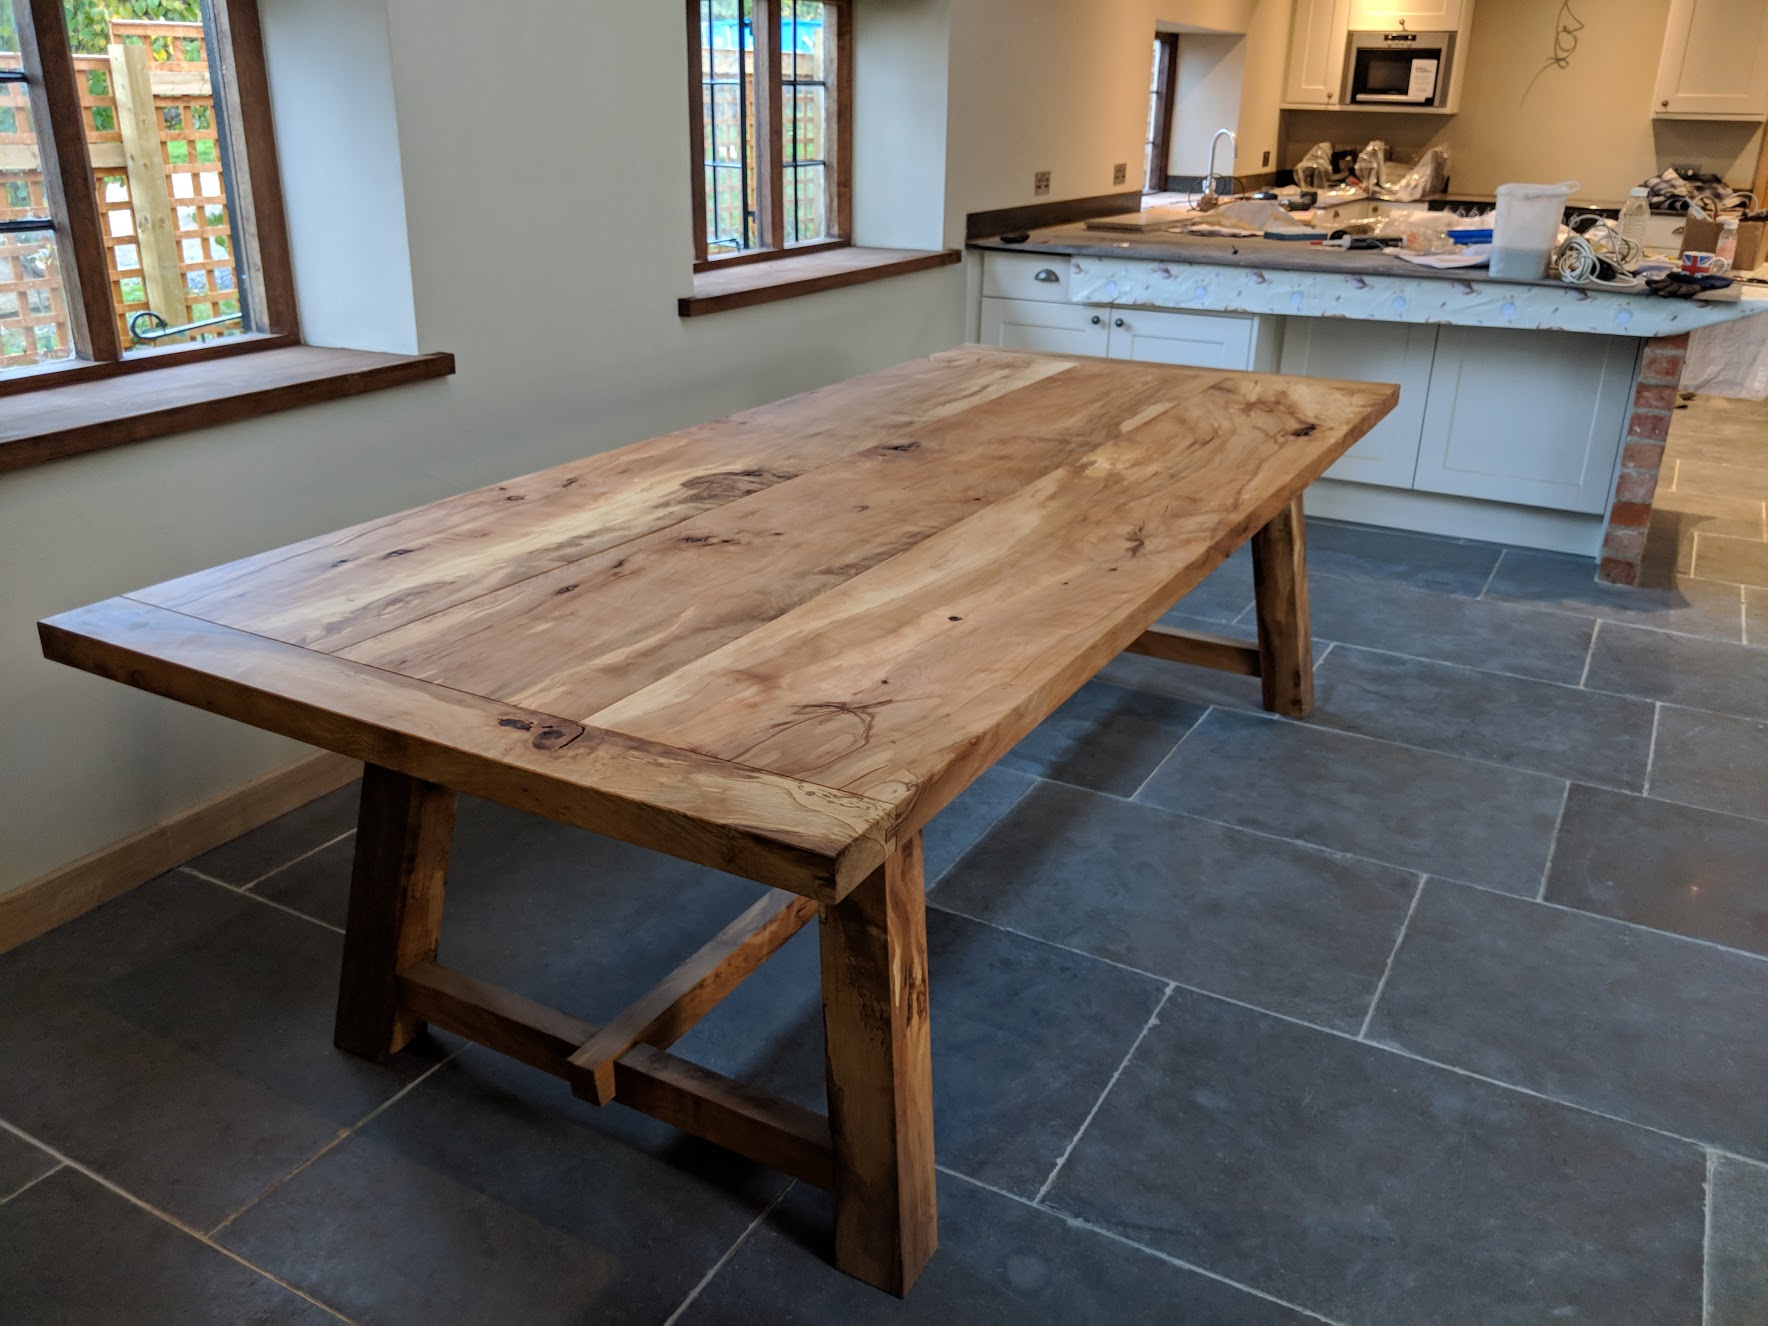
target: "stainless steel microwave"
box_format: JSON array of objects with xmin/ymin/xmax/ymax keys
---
[{"xmin": 1344, "ymin": 30, "xmax": 1456, "ymax": 108}]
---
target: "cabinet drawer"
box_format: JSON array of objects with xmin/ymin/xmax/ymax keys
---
[
  {"xmin": 980, "ymin": 298, "xmax": 1110, "ymax": 357},
  {"xmin": 1107, "ymin": 307, "xmax": 1262, "ymax": 371},
  {"xmin": 983, "ymin": 252, "xmax": 1076, "ymax": 303}
]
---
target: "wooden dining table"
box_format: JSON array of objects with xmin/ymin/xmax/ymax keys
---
[{"xmin": 39, "ymin": 346, "xmax": 1394, "ymax": 1297}]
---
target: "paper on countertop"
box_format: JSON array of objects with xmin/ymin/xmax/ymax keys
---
[{"xmin": 1391, "ymin": 245, "xmax": 1491, "ymax": 269}]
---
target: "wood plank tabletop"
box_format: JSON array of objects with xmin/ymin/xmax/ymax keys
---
[{"xmin": 41, "ymin": 347, "xmax": 1396, "ymax": 899}]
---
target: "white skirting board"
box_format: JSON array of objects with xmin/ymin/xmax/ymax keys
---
[{"xmin": 1305, "ymin": 479, "xmax": 1606, "ymax": 558}]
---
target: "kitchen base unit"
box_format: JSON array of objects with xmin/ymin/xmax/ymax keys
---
[{"xmin": 971, "ymin": 238, "xmax": 1767, "ymax": 583}]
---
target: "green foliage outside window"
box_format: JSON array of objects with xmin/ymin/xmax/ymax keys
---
[{"xmin": 2, "ymin": 2, "xmax": 204, "ymax": 56}]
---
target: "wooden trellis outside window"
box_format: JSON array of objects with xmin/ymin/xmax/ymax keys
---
[
  {"xmin": 0, "ymin": 0, "xmax": 294, "ymax": 394},
  {"xmin": 687, "ymin": 0, "xmax": 853, "ymax": 272}
]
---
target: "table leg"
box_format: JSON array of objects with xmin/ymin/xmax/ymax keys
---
[
  {"xmin": 1251, "ymin": 495, "xmax": 1314, "ymax": 718},
  {"xmin": 334, "ymin": 764, "xmax": 457, "ymax": 1061},
  {"xmin": 818, "ymin": 833, "xmax": 937, "ymax": 1297}
]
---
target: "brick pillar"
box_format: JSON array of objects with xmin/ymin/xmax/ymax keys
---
[{"xmin": 1598, "ymin": 332, "xmax": 1689, "ymax": 586}]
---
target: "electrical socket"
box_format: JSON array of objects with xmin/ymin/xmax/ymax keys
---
[
  {"xmin": 1034, "ymin": 170, "xmax": 1052, "ymax": 197},
  {"xmin": 1113, "ymin": 162, "xmax": 1128, "ymax": 186},
  {"xmin": 1262, "ymin": 149, "xmax": 1271, "ymax": 167}
]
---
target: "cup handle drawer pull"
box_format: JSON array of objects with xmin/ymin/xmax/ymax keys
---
[{"xmin": 1034, "ymin": 269, "xmax": 1061, "ymax": 283}]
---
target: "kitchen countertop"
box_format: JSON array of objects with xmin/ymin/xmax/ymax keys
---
[{"xmin": 971, "ymin": 225, "xmax": 1768, "ymax": 338}]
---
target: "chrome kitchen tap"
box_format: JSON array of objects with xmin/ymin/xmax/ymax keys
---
[{"xmin": 1203, "ymin": 128, "xmax": 1237, "ymax": 199}]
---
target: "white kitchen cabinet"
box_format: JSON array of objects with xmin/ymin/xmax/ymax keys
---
[
  {"xmin": 979, "ymin": 297, "xmax": 1109, "ymax": 358},
  {"xmin": 1346, "ymin": 0, "xmax": 1464, "ymax": 28},
  {"xmin": 1279, "ymin": 318, "xmax": 1437, "ymax": 487},
  {"xmin": 1653, "ymin": 0, "xmax": 1768, "ymax": 118},
  {"xmin": 1412, "ymin": 327, "xmax": 1635, "ymax": 514},
  {"xmin": 1282, "ymin": 0, "xmax": 1351, "ymax": 107},
  {"xmin": 1105, "ymin": 308, "xmax": 1269, "ymax": 372}
]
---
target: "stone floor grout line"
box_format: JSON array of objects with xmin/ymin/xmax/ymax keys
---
[
  {"xmin": 178, "ymin": 866, "xmax": 347, "ymax": 936},
  {"xmin": 1534, "ymin": 783, "xmax": 1573, "ymax": 903},
  {"xmin": 1702, "ymin": 1147, "xmax": 1715, "ymax": 1326},
  {"xmin": 1357, "ymin": 876, "xmax": 1425, "ymax": 1040},
  {"xmin": 1578, "ymin": 618, "xmax": 1602, "ymax": 688},
  {"xmin": 0, "ymin": 1160, "xmax": 65, "ymax": 1206},
  {"xmin": 1476, "ymin": 552, "xmax": 1504, "ymax": 599},
  {"xmin": 240, "ymin": 828, "xmax": 357, "ymax": 893},
  {"xmin": 1321, "ymin": 636, "xmax": 1635, "ymax": 703},
  {"xmin": 935, "ymin": 1165, "xmax": 1352, "ymax": 1326},
  {"xmin": 0, "ymin": 1117, "xmax": 361, "ymax": 1325},
  {"xmin": 934, "ymin": 893, "xmax": 1758, "ymax": 1159},
  {"xmin": 206, "ymin": 1051, "xmax": 459, "ymax": 1239},
  {"xmin": 1643, "ymin": 703, "xmax": 1664, "ymax": 798},
  {"xmin": 660, "ymin": 1182, "xmax": 793, "ymax": 1326},
  {"xmin": 1032, "ymin": 983, "xmax": 1174, "ymax": 1205},
  {"xmin": 1125, "ymin": 705, "xmax": 1216, "ymax": 804}
]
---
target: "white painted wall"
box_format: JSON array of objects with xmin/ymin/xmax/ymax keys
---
[{"xmin": 0, "ymin": 0, "xmax": 966, "ymax": 892}]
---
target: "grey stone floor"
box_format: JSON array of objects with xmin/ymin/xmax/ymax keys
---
[{"xmin": 5, "ymin": 396, "xmax": 1768, "ymax": 1325}]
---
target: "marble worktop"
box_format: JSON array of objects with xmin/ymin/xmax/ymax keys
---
[{"xmin": 971, "ymin": 226, "xmax": 1768, "ymax": 339}]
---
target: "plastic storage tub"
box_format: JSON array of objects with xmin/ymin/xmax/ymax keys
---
[{"xmin": 1490, "ymin": 181, "xmax": 1578, "ymax": 280}]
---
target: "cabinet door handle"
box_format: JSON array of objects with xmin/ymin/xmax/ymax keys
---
[
  {"xmin": 1034, "ymin": 269, "xmax": 1061, "ymax": 283},
  {"xmin": 1090, "ymin": 315, "xmax": 1102, "ymax": 325},
  {"xmin": 1114, "ymin": 318, "xmax": 1126, "ymax": 328}
]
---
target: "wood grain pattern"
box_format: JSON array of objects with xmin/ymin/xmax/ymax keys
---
[
  {"xmin": 819, "ymin": 835, "xmax": 937, "ymax": 1297},
  {"xmin": 399, "ymin": 962, "xmax": 834, "ymax": 1188},
  {"xmin": 1250, "ymin": 495, "xmax": 1314, "ymax": 717},
  {"xmin": 334, "ymin": 765, "xmax": 456, "ymax": 1060},
  {"xmin": 679, "ymin": 247, "xmax": 962, "ymax": 317},
  {"xmin": 567, "ymin": 890, "xmax": 817, "ymax": 1105},
  {"xmin": 38, "ymin": 599, "xmax": 893, "ymax": 900},
  {"xmin": 1124, "ymin": 624, "xmax": 1261, "ymax": 676}
]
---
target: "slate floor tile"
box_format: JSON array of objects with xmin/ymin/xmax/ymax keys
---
[
  {"xmin": 1587, "ymin": 621, "xmax": 1768, "ymax": 721},
  {"xmin": 252, "ymin": 834, "xmax": 353, "ymax": 929},
  {"xmin": 0, "ymin": 1127, "xmax": 57, "ymax": 1201},
  {"xmin": 682, "ymin": 1170, "xmax": 1314, "ymax": 1325},
  {"xmin": 1674, "ymin": 457, "xmax": 1768, "ymax": 501},
  {"xmin": 1484, "ymin": 548, "xmax": 1744, "ymax": 641},
  {"xmin": 185, "ymin": 782, "xmax": 360, "ymax": 886},
  {"xmin": 922, "ymin": 765, "xmax": 1037, "ymax": 884},
  {"xmin": 1751, "ymin": 586, "xmax": 1767, "ymax": 645},
  {"xmin": 1046, "ymin": 985, "xmax": 1705, "ymax": 1326},
  {"xmin": 0, "ymin": 1167, "xmax": 337, "ymax": 1325},
  {"xmin": 933, "ymin": 781, "xmax": 1418, "ymax": 1031},
  {"xmin": 1695, "ymin": 532, "xmax": 1768, "ymax": 588},
  {"xmin": 1167, "ymin": 545, "xmax": 1254, "ymax": 622},
  {"xmin": 1366, "ymin": 880, "xmax": 1768, "ymax": 1160},
  {"xmin": 1650, "ymin": 486, "xmax": 1767, "ymax": 540},
  {"xmin": 1307, "ymin": 518, "xmax": 1503, "ymax": 595},
  {"xmin": 1312, "ymin": 645, "xmax": 1655, "ymax": 790},
  {"xmin": 1305, "ymin": 570, "xmax": 1597, "ymax": 683},
  {"xmin": 1709, "ymin": 1154, "xmax": 1768, "ymax": 1326},
  {"xmin": 674, "ymin": 909, "xmax": 1168, "ymax": 1198},
  {"xmin": 1648, "ymin": 706, "xmax": 1768, "ymax": 821},
  {"xmin": 220, "ymin": 1046, "xmax": 787, "ymax": 1326},
  {"xmin": 0, "ymin": 872, "xmax": 440, "ymax": 1230},
  {"xmin": 998, "ymin": 679, "xmax": 1206, "ymax": 797},
  {"xmin": 1137, "ymin": 708, "xmax": 1565, "ymax": 894},
  {"xmin": 1544, "ymin": 784, "xmax": 1768, "ymax": 957}
]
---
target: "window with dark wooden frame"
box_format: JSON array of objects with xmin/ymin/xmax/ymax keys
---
[
  {"xmin": 1145, "ymin": 33, "xmax": 1178, "ymax": 195},
  {"xmin": 688, "ymin": 0, "xmax": 852, "ymax": 272},
  {"xmin": 0, "ymin": 0, "xmax": 295, "ymax": 391}
]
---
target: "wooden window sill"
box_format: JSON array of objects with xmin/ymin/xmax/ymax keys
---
[
  {"xmin": 0, "ymin": 345, "xmax": 456, "ymax": 476},
  {"xmin": 679, "ymin": 247, "xmax": 962, "ymax": 317}
]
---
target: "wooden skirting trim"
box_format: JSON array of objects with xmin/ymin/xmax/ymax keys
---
[{"xmin": 0, "ymin": 750, "xmax": 360, "ymax": 955}]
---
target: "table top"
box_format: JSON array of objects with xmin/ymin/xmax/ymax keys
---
[{"xmin": 41, "ymin": 347, "xmax": 1394, "ymax": 901}]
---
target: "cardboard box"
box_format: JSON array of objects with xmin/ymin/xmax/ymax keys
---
[{"xmin": 1681, "ymin": 216, "xmax": 1768, "ymax": 272}]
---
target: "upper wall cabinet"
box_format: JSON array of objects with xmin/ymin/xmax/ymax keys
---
[
  {"xmin": 1283, "ymin": 0, "xmax": 1351, "ymax": 106},
  {"xmin": 1653, "ymin": 0, "xmax": 1768, "ymax": 118},
  {"xmin": 1346, "ymin": 0, "xmax": 1464, "ymax": 28}
]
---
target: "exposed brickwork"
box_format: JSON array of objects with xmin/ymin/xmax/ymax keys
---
[{"xmin": 1598, "ymin": 333, "xmax": 1687, "ymax": 586}]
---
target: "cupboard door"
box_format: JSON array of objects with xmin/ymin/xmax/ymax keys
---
[
  {"xmin": 1413, "ymin": 327, "xmax": 1634, "ymax": 514},
  {"xmin": 1283, "ymin": 0, "xmax": 1351, "ymax": 106},
  {"xmin": 1346, "ymin": 0, "xmax": 1464, "ymax": 27},
  {"xmin": 979, "ymin": 297, "xmax": 1109, "ymax": 357},
  {"xmin": 1653, "ymin": 0, "xmax": 1768, "ymax": 118},
  {"xmin": 1105, "ymin": 308, "xmax": 1257, "ymax": 371},
  {"xmin": 1280, "ymin": 318, "xmax": 1436, "ymax": 489}
]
